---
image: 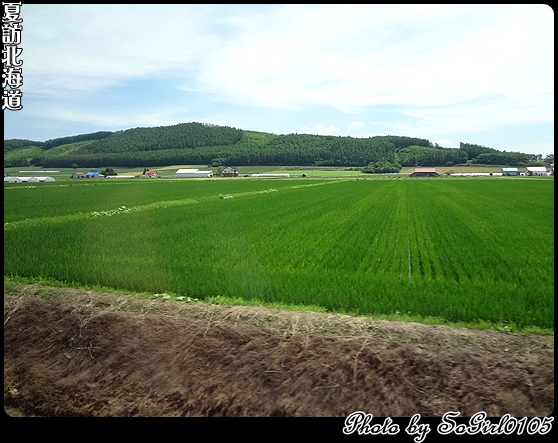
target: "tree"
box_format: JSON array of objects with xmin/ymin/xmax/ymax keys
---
[
  {"xmin": 101, "ymin": 167, "xmax": 117, "ymax": 176},
  {"xmin": 72, "ymin": 163, "xmax": 79, "ymax": 171},
  {"xmin": 362, "ymin": 160, "xmax": 402, "ymax": 174}
]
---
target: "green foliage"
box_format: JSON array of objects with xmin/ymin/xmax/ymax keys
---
[
  {"xmin": 3, "ymin": 123, "xmax": 537, "ymax": 171},
  {"xmin": 362, "ymin": 160, "xmax": 402, "ymax": 173},
  {"xmin": 42, "ymin": 131, "xmax": 113, "ymax": 150},
  {"xmin": 397, "ymin": 146, "xmax": 467, "ymax": 167},
  {"xmin": 3, "ymin": 145, "xmax": 44, "ymax": 167},
  {"xmin": 4, "ymin": 139, "xmax": 44, "ymax": 153},
  {"xmin": 459, "ymin": 142, "xmax": 497, "ymax": 160},
  {"xmin": 101, "ymin": 167, "xmax": 117, "ymax": 176},
  {"xmin": 472, "ymin": 151, "xmax": 532, "ymax": 166}
]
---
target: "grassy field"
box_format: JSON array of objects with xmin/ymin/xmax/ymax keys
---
[{"xmin": 4, "ymin": 177, "xmax": 554, "ymax": 330}]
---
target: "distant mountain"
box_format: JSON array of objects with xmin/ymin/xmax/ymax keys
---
[{"xmin": 3, "ymin": 122, "xmax": 534, "ymax": 168}]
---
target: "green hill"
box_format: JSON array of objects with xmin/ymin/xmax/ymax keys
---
[{"xmin": 4, "ymin": 122, "xmax": 536, "ymax": 169}]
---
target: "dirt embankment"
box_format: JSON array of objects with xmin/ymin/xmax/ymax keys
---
[{"xmin": 4, "ymin": 284, "xmax": 554, "ymax": 417}]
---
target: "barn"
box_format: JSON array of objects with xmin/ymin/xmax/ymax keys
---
[
  {"xmin": 409, "ymin": 168, "xmax": 439, "ymax": 177},
  {"xmin": 221, "ymin": 167, "xmax": 238, "ymax": 177},
  {"xmin": 502, "ymin": 167, "xmax": 519, "ymax": 176},
  {"xmin": 71, "ymin": 172, "xmax": 84, "ymax": 178},
  {"xmin": 176, "ymin": 168, "xmax": 213, "ymax": 178},
  {"xmin": 139, "ymin": 170, "xmax": 159, "ymax": 178},
  {"xmin": 526, "ymin": 166, "xmax": 548, "ymax": 176}
]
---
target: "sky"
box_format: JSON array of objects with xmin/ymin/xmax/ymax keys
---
[{"xmin": 4, "ymin": 4, "xmax": 554, "ymax": 156}]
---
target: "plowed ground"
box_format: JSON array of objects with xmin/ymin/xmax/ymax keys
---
[{"xmin": 4, "ymin": 284, "xmax": 554, "ymax": 418}]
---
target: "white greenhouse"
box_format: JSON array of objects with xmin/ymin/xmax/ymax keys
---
[{"xmin": 176, "ymin": 169, "xmax": 213, "ymax": 178}]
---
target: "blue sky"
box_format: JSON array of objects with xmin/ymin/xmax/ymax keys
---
[{"xmin": 4, "ymin": 4, "xmax": 554, "ymax": 156}]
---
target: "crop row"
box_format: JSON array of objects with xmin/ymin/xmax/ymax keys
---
[{"xmin": 3, "ymin": 179, "xmax": 554, "ymax": 329}]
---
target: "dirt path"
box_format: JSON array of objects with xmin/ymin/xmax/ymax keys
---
[{"xmin": 4, "ymin": 283, "xmax": 554, "ymax": 418}]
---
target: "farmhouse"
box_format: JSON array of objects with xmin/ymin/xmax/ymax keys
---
[
  {"xmin": 526, "ymin": 166, "xmax": 548, "ymax": 176},
  {"xmin": 409, "ymin": 168, "xmax": 439, "ymax": 177},
  {"xmin": 139, "ymin": 169, "xmax": 159, "ymax": 178},
  {"xmin": 71, "ymin": 172, "xmax": 84, "ymax": 178},
  {"xmin": 221, "ymin": 167, "xmax": 238, "ymax": 177},
  {"xmin": 86, "ymin": 170, "xmax": 104, "ymax": 178},
  {"xmin": 176, "ymin": 168, "xmax": 213, "ymax": 178},
  {"xmin": 501, "ymin": 168, "xmax": 519, "ymax": 176}
]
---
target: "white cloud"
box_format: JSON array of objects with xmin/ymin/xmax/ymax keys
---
[
  {"xmin": 8, "ymin": 4, "xmax": 553, "ymax": 152},
  {"xmin": 298, "ymin": 125, "xmax": 341, "ymax": 136},
  {"xmin": 434, "ymin": 139, "xmax": 452, "ymax": 147},
  {"xmin": 349, "ymin": 121, "xmax": 365, "ymax": 129}
]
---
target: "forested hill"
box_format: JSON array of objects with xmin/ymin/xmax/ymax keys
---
[{"xmin": 4, "ymin": 122, "xmax": 536, "ymax": 169}]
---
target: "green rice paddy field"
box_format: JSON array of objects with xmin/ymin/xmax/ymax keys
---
[{"xmin": 4, "ymin": 177, "xmax": 554, "ymax": 330}]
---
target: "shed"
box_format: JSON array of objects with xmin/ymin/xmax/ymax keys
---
[
  {"xmin": 176, "ymin": 168, "xmax": 213, "ymax": 178},
  {"xmin": 71, "ymin": 172, "xmax": 84, "ymax": 178},
  {"xmin": 526, "ymin": 166, "xmax": 548, "ymax": 176},
  {"xmin": 502, "ymin": 167, "xmax": 519, "ymax": 176},
  {"xmin": 86, "ymin": 170, "xmax": 104, "ymax": 178},
  {"xmin": 409, "ymin": 168, "xmax": 439, "ymax": 177},
  {"xmin": 221, "ymin": 167, "xmax": 238, "ymax": 177}
]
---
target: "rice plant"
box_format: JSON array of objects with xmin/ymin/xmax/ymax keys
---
[{"xmin": 4, "ymin": 178, "xmax": 554, "ymax": 329}]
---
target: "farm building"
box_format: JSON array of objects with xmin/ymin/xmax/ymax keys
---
[
  {"xmin": 176, "ymin": 168, "xmax": 213, "ymax": 178},
  {"xmin": 409, "ymin": 168, "xmax": 439, "ymax": 177},
  {"xmin": 86, "ymin": 170, "xmax": 104, "ymax": 178},
  {"xmin": 526, "ymin": 166, "xmax": 549, "ymax": 176},
  {"xmin": 71, "ymin": 172, "xmax": 84, "ymax": 178},
  {"xmin": 502, "ymin": 168, "xmax": 520, "ymax": 176},
  {"xmin": 139, "ymin": 169, "xmax": 159, "ymax": 178},
  {"xmin": 221, "ymin": 167, "xmax": 238, "ymax": 177}
]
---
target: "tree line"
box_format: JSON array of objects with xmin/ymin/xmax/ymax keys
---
[{"xmin": 3, "ymin": 123, "xmax": 548, "ymax": 169}]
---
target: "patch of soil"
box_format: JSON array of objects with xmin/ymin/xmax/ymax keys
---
[{"xmin": 4, "ymin": 284, "xmax": 554, "ymax": 417}]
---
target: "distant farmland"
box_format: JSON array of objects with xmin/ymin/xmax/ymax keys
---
[{"xmin": 3, "ymin": 178, "xmax": 554, "ymax": 330}]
